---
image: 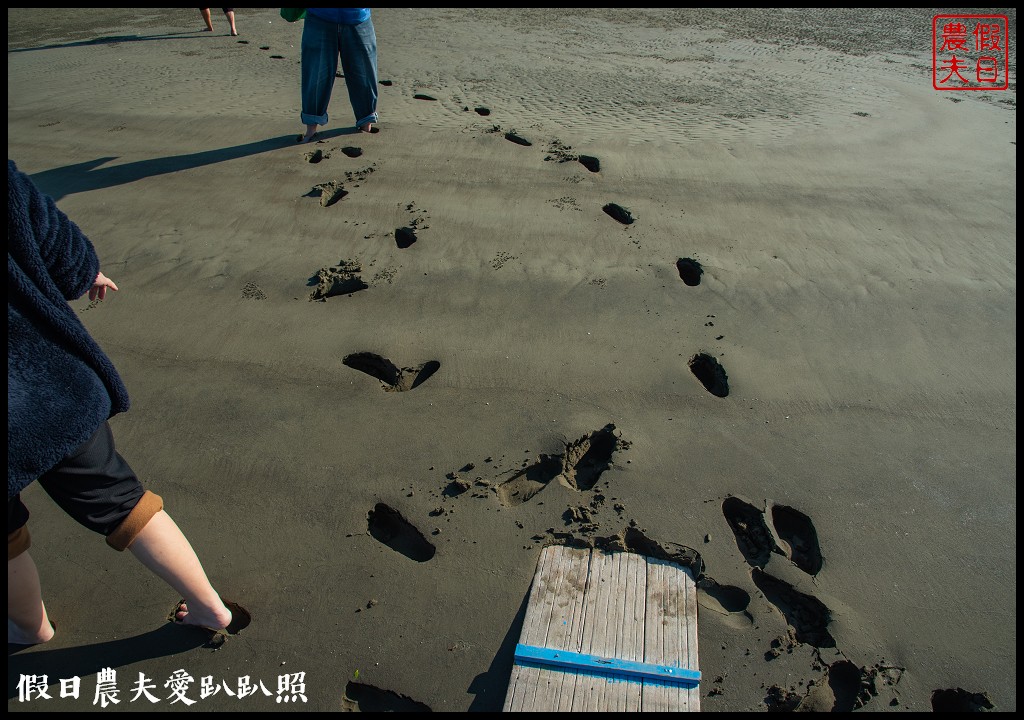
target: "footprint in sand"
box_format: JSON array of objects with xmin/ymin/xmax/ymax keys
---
[
  {"xmin": 341, "ymin": 146, "xmax": 363, "ymax": 158},
  {"xmin": 931, "ymin": 688, "xmax": 994, "ymax": 712},
  {"xmin": 767, "ymin": 659, "xmax": 904, "ymax": 711},
  {"xmin": 722, "ymin": 500, "xmax": 909, "ymax": 710},
  {"xmin": 676, "ymin": 257, "xmax": 704, "ymax": 286},
  {"xmin": 505, "ymin": 131, "xmax": 532, "ymax": 147},
  {"xmin": 395, "ymin": 202, "xmax": 429, "ymax": 248},
  {"xmin": 722, "ymin": 496, "xmax": 778, "ymax": 568},
  {"xmin": 770, "ymin": 504, "xmax": 823, "ymax": 576},
  {"xmin": 341, "ymin": 682, "xmax": 431, "ymax": 712},
  {"xmin": 343, "ymin": 352, "xmax": 440, "ymax": 392},
  {"xmin": 241, "ymin": 282, "xmax": 266, "ymax": 300},
  {"xmin": 367, "ymin": 503, "xmax": 435, "ymax": 562},
  {"xmin": 395, "ymin": 227, "xmax": 417, "ymax": 249},
  {"xmin": 602, "ymin": 202, "xmax": 634, "ymax": 225},
  {"xmin": 413, "ymin": 93, "xmax": 437, "ymax": 101},
  {"xmin": 696, "ymin": 577, "xmax": 754, "ymax": 629},
  {"xmin": 561, "ymin": 423, "xmax": 621, "ymax": 491},
  {"xmin": 751, "ymin": 568, "xmax": 835, "ymax": 648},
  {"xmin": 688, "ymin": 352, "xmax": 729, "ymax": 397},
  {"xmin": 307, "ymin": 261, "xmax": 367, "ymax": 301},
  {"xmin": 495, "ymin": 455, "xmax": 563, "ymax": 507},
  {"xmin": 494, "ymin": 424, "xmax": 627, "ymax": 507},
  {"xmin": 723, "ymin": 496, "xmax": 825, "ymax": 575}
]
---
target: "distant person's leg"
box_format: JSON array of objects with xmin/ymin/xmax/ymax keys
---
[
  {"xmin": 223, "ymin": 8, "xmax": 237, "ymax": 36},
  {"xmin": 200, "ymin": 8, "xmax": 214, "ymax": 32},
  {"xmin": 339, "ymin": 18, "xmax": 379, "ymax": 132},
  {"xmin": 300, "ymin": 14, "xmax": 341, "ymax": 143}
]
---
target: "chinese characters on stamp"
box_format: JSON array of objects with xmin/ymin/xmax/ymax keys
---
[{"xmin": 933, "ymin": 14, "xmax": 1010, "ymax": 90}]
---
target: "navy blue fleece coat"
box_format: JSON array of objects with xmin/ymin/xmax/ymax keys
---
[{"xmin": 8, "ymin": 160, "xmax": 130, "ymax": 498}]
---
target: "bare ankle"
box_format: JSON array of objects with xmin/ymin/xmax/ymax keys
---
[{"xmin": 8, "ymin": 617, "xmax": 55, "ymax": 645}]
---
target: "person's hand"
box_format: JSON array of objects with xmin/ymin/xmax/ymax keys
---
[{"xmin": 89, "ymin": 271, "xmax": 119, "ymax": 301}]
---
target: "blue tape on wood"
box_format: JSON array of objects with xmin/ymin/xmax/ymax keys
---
[{"xmin": 514, "ymin": 644, "xmax": 700, "ymax": 685}]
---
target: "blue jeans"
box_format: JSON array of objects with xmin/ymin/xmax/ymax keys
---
[{"xmin": 301, "ymin": 14, "xmax": 378, "ymax": 128}]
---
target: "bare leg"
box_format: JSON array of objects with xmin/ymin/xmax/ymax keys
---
[
  {"xmin": 128, "ymin": 510, "xmax": 231, "ymax": 630},
  {"xmin": 299, "ymin": 123, "xmax": 319, "ymax": 143},
  {"xmin": 200, "ymin": 8, "xmax": 214, "ymax": 32},
  {"xmin": 8, "ymin": 551, "xmax": 56, "ymax": 644},
  {"xmin": 225, "ymin": 10, "xmax": 238, "ymax": 36}
]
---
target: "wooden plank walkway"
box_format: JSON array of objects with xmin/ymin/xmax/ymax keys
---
[{"xmin": 504, "ymin": 545, "xmax": 700, "ymax": 712}]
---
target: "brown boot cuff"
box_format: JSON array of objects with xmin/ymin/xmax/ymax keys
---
[{"xmin": 106, "ymin": 491, "xmax": 164, "ymax": 551}]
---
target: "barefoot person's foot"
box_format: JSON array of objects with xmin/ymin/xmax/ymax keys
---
[
  {"xmin": 359, "ymin": 122, "xmax": 375, "ymax": 133},
  {"xmin": 298, "ymin": 124, "xmax": 319, "ymax": 144},
  {"xmin": 8, "ymin": 616, "xmax": 55, "ymax": 645},
  {"xmin": 170, "ymin": 597, "xmax": 251, "ymax": 644},
  {"xmin": 172, "ymin": 599, "xmax": 233, "ymax": 632}
]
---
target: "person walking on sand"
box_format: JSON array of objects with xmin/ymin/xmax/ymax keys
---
[
  {"xmin": 200, "ymin": 8, "xmax": 238, "ymax": 36},
  {"xmin": 7, "ymin": 160, "xmax": 247, "ymax": 644},
  {"xmin": 298, "ymin": 8, "xmax": 379, "ymax": 143}
]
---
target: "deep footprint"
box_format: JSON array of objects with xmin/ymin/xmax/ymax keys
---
[
  {"xmin": 602, "ymin": 202, "xmax": 634, "ymax": 224},
  {"xmin": 931, "ymin": 688, "xmax": 994, "ymax": 712},
  {"xmin": 308, "ymin": 261, "xmax": 367, "ymax": 301},
  {"xmin": 343, "ymin": 352, "xmax": 439, "ymax": 392},
  {"xmin": 561, "ymin": 423, "xmax": 620, "ymax": 491},
  {"xmin": 697, "ymin": 577, "xmax": 754, "ymax": 627},
  {"xmin": 505, "ymin": 132, "xmax": 532, "ymax": 146},
  {"xmin": 771, "ymin": 504, "xmax": 823, "ymax": 575},
  {"xmin": 689, "ymin": 352, "xmax": 729, "ymax": 397},
  {"xmin": 676, "ymin": 257, "xmax": 703, "ymax": 286},
  {"xmin": 310, "ymin": 181, "xmax": 348, "ymax": 207},
  {"xmin": 341, "ymin": 682, "xmax": 431, "ymax": 712},
  {"xmin": 496, "ymin": 455, "xmax": 562, "ymax": 507},
  {"xmin": 751, "ymin": 568, "xmax": 835, "ymax": 648},
  {"xmin": 722, "ymin": 496, "xmax": 777, "ymax": 568},
  {"xmin": 578, "ymin": 155, "xmax": 600, "ymax": 173},
  {"xmin": 395, "ymin": 227, "xmax": 417, "ymax": 248},
  {"xmin": 367, "ymin": 503, "xmax": 435, "ymax": 562}
]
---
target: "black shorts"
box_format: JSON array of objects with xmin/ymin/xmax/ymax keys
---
[{"xmin": 8, "ymin": 421, "xmax": 146, "ymax": 539}]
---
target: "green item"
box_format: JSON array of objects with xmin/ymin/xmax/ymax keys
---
[{"xmin": 280, "ymin": 8, "xmax": 307, "ymax": 22}]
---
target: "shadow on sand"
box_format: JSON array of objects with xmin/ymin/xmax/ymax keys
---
[
  {"xmin": 7, "ymin": 622, "xmax": 213, "ymax": 700},
  {"xmin": 28, "ymin": 128, "xmax": 361, "ymax": 201}
]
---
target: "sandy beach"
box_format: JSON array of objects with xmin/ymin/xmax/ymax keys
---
[{"xmin": 7, "ymin": 7, "xmax": 1016, "ymax": 712}]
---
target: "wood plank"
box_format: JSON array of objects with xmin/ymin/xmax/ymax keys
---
[
  {"xmin": 642, "ymin": 557, "xmax": 700, "ymax": 712},
  {"xmin": 504, "ymin": 545, "xmax": 591, "ymax": 711},
  {"xmin": 505, "ymin": 546, "xmax": 699, "ymax": 712}
]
